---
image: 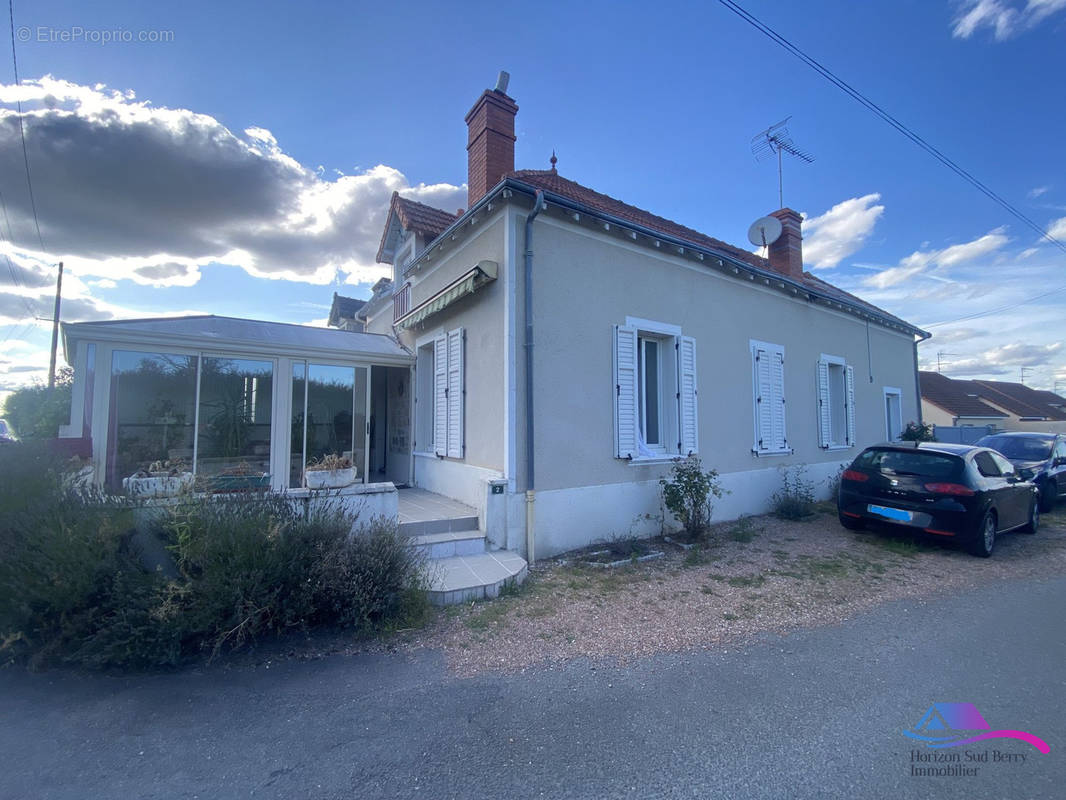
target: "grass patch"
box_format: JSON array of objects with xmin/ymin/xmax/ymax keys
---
[{"xmin": 728, "ymin": 517, "xmax": 759, "ymax": 543}]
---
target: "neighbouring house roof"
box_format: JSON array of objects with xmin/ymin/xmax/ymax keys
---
[
  {"xmin": 328, "ymin": 292, "xmax": 366, "ymax": 327},
  {"xmin": 376, "ymin": 192, "xmax": 461, "ymax": 264},
  {"xmin": 62, "ymin": 315, "xmax": 412, "ymax": 365},
  {"xmin": 503, "ymin": 169, "xmax": 925, "ymax": 338},
  {"xmin": 971, "ymin": 379, "xmax": 1066, "ymax": 421},
  {"xmin": 918, "ymin": 371, "xmax": 1008, "ymax": 418}
]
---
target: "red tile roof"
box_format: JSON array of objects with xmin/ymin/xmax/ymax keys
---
[
  {"xmin": 392, "ymin": 194, "xmax": 460, "ymax": 240},
  {"xmin": 506, "ymin": 169, "xmax": 920, "ymax": 333},
  {"xmin": 919, "ymin": 371, "xmax": 1008, "ymax": 418},
  {"xmin": 972, "ymin": 380, "xmax": 1066, "ymax": 421},
  {"xmin": 376, "ymin": 192, "xmax": 460, "ymax": 263}
]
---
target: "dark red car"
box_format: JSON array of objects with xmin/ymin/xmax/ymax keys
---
[{"xmin": 837, "ymin": 442, "xmax": 1039, "ymax": 557}]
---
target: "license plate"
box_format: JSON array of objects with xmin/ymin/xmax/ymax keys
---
[{"xmin": 868, "ymin": 504, "xmax": 912, "ymax": 522}]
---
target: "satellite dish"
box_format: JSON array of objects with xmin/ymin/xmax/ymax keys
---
[{"xmin": 747, "ymin": 215, "xmax": 783, "ymax": 248}]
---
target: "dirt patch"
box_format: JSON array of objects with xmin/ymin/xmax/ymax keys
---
[{"xmin": 400, "ymin": 504, "xmax": 1066, "ymax": 676}]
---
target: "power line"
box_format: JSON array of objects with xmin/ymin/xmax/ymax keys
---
[
  {"xmin": 922, "ymin": 282, "xmax": 1066, "ymax": 327},
  {"xmin": 7, "ymin": 0, "xmax": 45, "ymax": 253},
  {"xmin": 716, "ymin": 1, "xmax": 1066, "ymax": 256}
]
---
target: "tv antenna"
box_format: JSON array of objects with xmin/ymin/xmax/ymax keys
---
[
  {"xmin": 1020, "ymin": 366, "xmax": 1031, "ymax": 385},
  {"xmin": 936, "ymin": 351, "xmax": 959, "ymax": 373},
  {"xmin": 751, "ymin": 117, "xmax": 815, "ymax": 208}
]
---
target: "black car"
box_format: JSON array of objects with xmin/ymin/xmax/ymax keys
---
[
  {"xmin": 975, "ymin": 432, "xmax": 1066, "ymax": 513},
  {"xmin": 837, "ymin": 442, "xmax": 1039, "ymax": 557}
]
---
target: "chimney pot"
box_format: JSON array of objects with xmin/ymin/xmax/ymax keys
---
[
  {"xmin": 767, "ymin": 208, "xmax": 804, "ymax": 281},
  {"xmin": 465, "ymin": 80, "xmax": 518, "ymax": 208}
]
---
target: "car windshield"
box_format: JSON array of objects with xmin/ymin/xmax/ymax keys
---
[
  {"xmin": 979, "ymin": 436, "xmax": 1052, "ymax": 461},
  {"xmin": 854, "ymin": 448, "xmax": 962, "ymax": 480}
]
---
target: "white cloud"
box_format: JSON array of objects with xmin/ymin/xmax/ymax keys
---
[
  {"xmin": 861, "ymin": 228, "xmax": 1008, "ymax": 289},
  {"xmin": 0, "ymin": 76, "xmax": 466, "ymax": 289},
  {"xmin": 942, "ymin": 341, "xmax": 1064, "ymax": 376},
  {"xmin": 935, "ymin": 227, "xmax": 1008, "ymax": 267},
  {"xmin": 952, "ymin": 0, "xmax": 1066, "ymax": 40},
  {"xmin": 1028, "ymin": 185, "xmax": 1050, "ymax": 198},
  {"xmin": 1046, "ymin": 216, "xmax": 1066, "ymax": 240},
  {"xmin": 802, "ymin": 194, "xmax": 885, "ymax": 269}
]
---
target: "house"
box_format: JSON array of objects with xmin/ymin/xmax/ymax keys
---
[
  {"xmin": 918, "ymin": 371, "xmax": 1008, "ymax": 428},
  {"xmin": 919, "ymin": 372, "xmax": 1066, "ymax": 433},
  {"xmin": 60, "ymin": 74, "xmax": 929, "ymax": 570},
  {"xmin": 327, "ymin": 293, "xmax": 366, "ymax": 332}
]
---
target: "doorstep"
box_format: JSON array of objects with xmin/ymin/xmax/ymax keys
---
[{"xmin": 427, "ymin": 551, "xmax": 528, "ymax": 606}]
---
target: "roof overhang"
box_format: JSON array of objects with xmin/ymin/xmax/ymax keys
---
[
  {"xmin": 395, "ymin": 261, "xmax": 498, "ymax": 330},
  {"xmin": 62, "ymin": 317, "xmax": 414, "ymax": 368},
  {"xmin": 405, "ymin": 177, "xmax": 930, "ymax": 341}
]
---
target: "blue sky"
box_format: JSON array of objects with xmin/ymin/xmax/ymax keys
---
[{"xmin": 2, "ymin": 0, "xmax": 1065, "ymax": 402}]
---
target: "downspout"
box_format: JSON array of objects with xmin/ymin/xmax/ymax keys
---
[
  {"xmin": 913, "ymin": 330, "xmax": 931, "ymax": 425},
  {"xmin": 524, "ymin": 191, "xmax": 545, "ymax": 564}
]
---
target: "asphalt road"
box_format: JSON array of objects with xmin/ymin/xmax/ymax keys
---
[{"xmin": 2, "ymin": 575, "xmax": 1064, "ymax": 800}]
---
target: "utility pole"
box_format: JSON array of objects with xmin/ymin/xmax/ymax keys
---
[{"xmin": 47, "ymin": 261, "xmax": 63, "ymax": 389}]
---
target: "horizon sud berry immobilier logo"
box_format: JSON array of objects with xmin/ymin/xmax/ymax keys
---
[{"xmin": 904, "ymin": 702, "xmax": 1049, "ymax": 778}]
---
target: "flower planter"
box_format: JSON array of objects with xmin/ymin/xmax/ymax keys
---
[
  {"xmin": 305, "ymin": 467, "xmax": 357, "ymax": 490},
  {"xmin": 123, "ymin": 472, "xmax": 194, "ymax": 498}
]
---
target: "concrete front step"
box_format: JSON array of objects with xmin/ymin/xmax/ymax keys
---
[
  {"xmin": 427, "ymin": 551, "xmax": 528, "ymax": 606},
  {"xmin": 406, "ymin": 529, "xmax": 486, "ymax": 559},
  {"xmin": 398, "ymin": 515, "xmax": 479, "ymax": 538}
]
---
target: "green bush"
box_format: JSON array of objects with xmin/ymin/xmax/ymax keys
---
[
  {"xmin": 659, "ymin": 456, "xmax": 726, "ymax": 540},
  {"xmin": 0, "ymin": 447, "xmax": 428, "ymax": 669},
  {"xmin": 0, "ymin": 368, "xmax": 73, "ymax": 440},
  {"xmin": 772, "ymin": 465, "xmax": 816, "ymax": 521},
  {"xmin": 900, "ymin": 421, "xmax": 936, "ymax": 442}
]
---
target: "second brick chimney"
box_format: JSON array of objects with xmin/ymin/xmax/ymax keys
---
[
  {"xmin": 767, "ymin": 208, "xmax": 804, "ymax": 281},
  {"xmin": 465, "ymin": 79, "xmax": 518, "ymax": 209}
]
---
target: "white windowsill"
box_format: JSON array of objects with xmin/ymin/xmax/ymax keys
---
[
  {"xmin": 625, "ymin": 455, "xmax": 683, "ymax": 466},
  {"xmin": 826, "ymin": 444, "xmax": 853, "ymax": 451},
  {"xmin": 752, "ymin": 449, "xmax": 792, "ymax": 457}
]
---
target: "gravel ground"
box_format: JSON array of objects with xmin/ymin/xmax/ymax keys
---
[{"xmin": 398, "ymin": 503, "xmax": 1066, "ymax": 676}]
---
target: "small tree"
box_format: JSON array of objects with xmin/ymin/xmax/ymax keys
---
[
  {"xmin": 900, "ymin": 420, "xmax": 935, "ymax": 442},
  {"xmin": 1, "ymin": 368, "xmax": 73, "ymax": 439},
  {"xmin": 659, "ymin": 456, "xmax": 725, "ymax": 540}
]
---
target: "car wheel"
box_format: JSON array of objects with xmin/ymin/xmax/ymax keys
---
[
  {"xmin": 1022, "ymin": 500, "xmax": 1039, "ymax": 534},
  {"xmin": 839, "ymin": 513, "xmax": 864, "ymax": 531},
  {"xmin": 969, "ymin": 511, "xmax": 996, "ymax": 558},
  {"xmin": 1038, "ymin": 480, "xmax": 1057, "ymax": 513}
]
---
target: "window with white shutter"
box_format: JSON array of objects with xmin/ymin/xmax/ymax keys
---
[
  {"xmin": 677, "ymin": 336, "xmax": 698, "ymax": 456},
  {"xmin": 614, "ymin": 320, "xmax": 697, "ymax": 460},
  {"xmin": 432, "ymin": 327, "xmax": 464, "ymax": 458},
  {"xmin": 750, "ymin": 340, "xmax": 789, "ymax": 455},
  {"xmin": 817, "ymin": 355, "xmax": 854, "ymax": 449},
  {"xmin": 883, "ymin": 386, "xmax": 903, "ymax": 441}
]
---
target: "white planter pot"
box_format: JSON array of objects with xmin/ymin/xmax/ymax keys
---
[
  {"xmin": 304, "ymin": 467, "xmax": 357, "ymax": 489},
  {"xmin": 123, "ymin": 472, "xmax": 194, "ymax": 498}
]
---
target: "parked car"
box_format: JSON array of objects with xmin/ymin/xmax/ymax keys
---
[
  {"xmin": 975, "ymin": 432, "xmax": 1066, "ymax": 513},
  {"xmin": 0, "ymin": 418, "xmax": 16, "ymax": 444},
  {"xmin": 837, "ymin": 442, "xmax": 1039, "ymax": 557}
]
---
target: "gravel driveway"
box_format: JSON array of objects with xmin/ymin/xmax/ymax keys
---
[{"xmin": 403, "ymin": 503, "xmax": 1066, "ymax": 676}]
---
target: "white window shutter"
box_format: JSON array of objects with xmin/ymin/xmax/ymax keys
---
[
  {"xmin": 613, "ymin": 325, "xmax": 639, "ymax": 459},
  {"xmin": 845, "ymin": 364, "xmax": 856, "ymax": 447},
  {"xmin": 753, "ymin": 347, "xmax": 772, "ymax": 451},
  {"xmin": 770, "ymin": 349, "xmax": 787, "ymax": 451},
  {"xmin": 677, "ymin": 336, "xmax": 698, "ymax": 455},
  {"xmin": 433, "ymin": 332, "xmax": 448, "ymax": 455},
  {"xmin": 446, "ymin": 328, "xmax": 464, "ymax": 458},
  {"xmin": 816, "ymin": 359, "xmax": 831, "ymax": 449}
]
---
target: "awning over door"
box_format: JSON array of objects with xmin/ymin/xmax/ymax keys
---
[{"xmin": 396, "ymin": 260, "xmax": 497, "ymax": 329}]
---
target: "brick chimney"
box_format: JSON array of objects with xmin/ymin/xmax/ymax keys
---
[
  {"xmin": 465, "ymin": 76, "xmax": 518, "ymax": 208},
  {"xmin": 767, "ymin": 208, "xmax": 804, "ymax": 281}
]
